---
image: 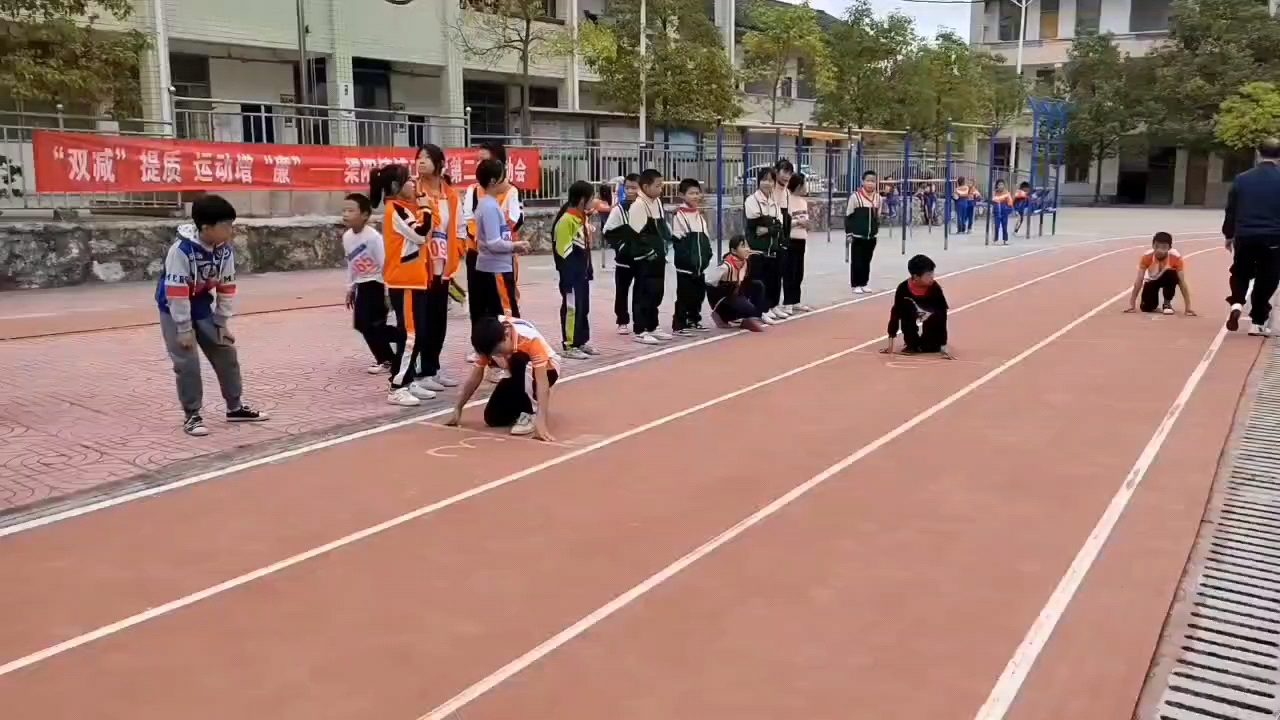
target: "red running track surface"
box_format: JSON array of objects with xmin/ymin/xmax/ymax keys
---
[{"xmin": 0, "ymin": 236, "xmax": 1264, "ymax": 720}]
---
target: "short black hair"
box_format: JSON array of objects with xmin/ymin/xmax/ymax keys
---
[
  {"xmin": 476, "ymin": 158, "xmax": 505, "ymax": 189},
  {"xmin": 1019, "ymin": 181, "xmax": 1031, "ymax": 189},
  {"xmin": 787, "ymin": 173, "xmax": 805, "ymax": 193},
  {"xmin": 567, "ymin": 180, "xmax": 594, "ymax": 207},
  {"xmin": 774, "ymin": 158, "xmax": 795, "ymax": 174},
  {"xmin": 728, "ymin": 234, "xmax": 746, "ymax": 251},
  {"xmin": 369, "ymin": 163, "xmax": 410, "ymax": 208},
  {"xmin": 756, "ymin": 167, "xmax": 776, "ymax": 185},
  {"xmin": 345, "ymin": 192, "xmax": 372, "ymax": 216},
  {"xmin": 1153, "ymin": 231, "xmax": 1173, "ymax": 246},
  {"xmin": 471, "ymin": 316, "xmax": 507, "ymax": 356},
  {"xmin": 862, "ymin": 170, "xmax": 877, "ymax": 180},
  {"xmin": 479, "ymin": 140, "xmax": 507, "ymax": 165},
  {"xmin": 597, "ymin": 183, "xmax": 613, "ymax": 205},
  {"xmin": 907, "ymin": 254, "xmax": 936, "ymax": 277},
  {"xmin": 678, "ymin": 178, "xmax": 701, "ymax": 194},
  {"xmin": 1259, "ymin": 138, "xmax": 1280, "ymax": 160},
  {"xmin": 191, "ymin": 194, "xmax": 236, "ymax": 229},
  {"xmin": 639, "ymin": 169, "xmax": 663, "ymax": 187},
  {"xmin": 624, "ymin": 173, "xmax": 641, "ymax": 183}
]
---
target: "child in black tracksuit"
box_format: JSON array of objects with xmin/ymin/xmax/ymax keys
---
[
  {"xmin": 743, "ymin": 167, "xmax": 785, "ymax": 324},
  {"xmin": 604, "ymin": 173, "xmax": 641, "ymax": 335},
  {"xmin": 882, "ymin": 254, "xmax": 953, "ymax": 358},
  {"xmin": 626, "ymin": 168, "xmax": 672, "ymax": 345},
  {"xmin": 846, "ymin": 170, "xmax": 882, "ymax": 294},
  {"xmin": 671, "ymin": 178, "xmax": 714, "ymax": 335}
]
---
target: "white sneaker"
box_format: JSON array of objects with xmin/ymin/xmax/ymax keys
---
[
  {"xmin": 794, "ymin": 304, "xmax": 814, "ymax": 313},
  {"xmin": 485, "ymin": 367, "xmax": 506, "ymax": 384},
  {"xmin": 407, "ymin": 381, "xmax": 437, "ymax": 400},
  {"xmin": 367, "ymin": 361, "xmax": 390, "ymax": 375},
  {"xmin": 773, "ymin": 306, "xmax": 792, "ymax": 318},
  {"xmin": 1249, "ymin": 323, "xmax": 1272, "ymax": 337},
  {"xmin": 387, "ymin": 387, "xmax": 422, "ymax": 406},
  {"xmin": 465, "ymin": 350, "xmax": 478, "ymax": 363},
  {"xmin": 617, "ymin": 325, "xmax": 631, "ymax": 335},
  {"xmin": 852, "ymin": 287, "xmax": 865, "ymax": 295},
  {"xmin": 417, "ymin": 376, "xmax": 447, "ymax": 392},
  {"xmin": 761, "ymin": 313, "xmax": 780, "ymax": 326},
  {"xmin": 675, "ymin": 328, "xmax": 695, "ymax": 337},
  {"xmin": 562, "ymin": 347, "xmax": 590, "ymax": 360},
  {"xmin": 511, "ymin": 412, "xmax": 536, "ymax": 436},
  {"xmin": 650, "ymin": 329, "xmax": 673, "ymax": 341},
  {"xmin": 432, "ymin": 372, "xmax": 459, "ymax": 388},
  {"xmin": 634, "ymin": 332, "xmax": 661, "ymax": 345},
  {"xmin": 580, "ymin": 343, "xmax": 601, "ymax": 356}
]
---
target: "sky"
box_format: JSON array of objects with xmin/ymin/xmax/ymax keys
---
[{"xmin": 801, "ymin": 0, "xmax": 975, "ymax": 40}]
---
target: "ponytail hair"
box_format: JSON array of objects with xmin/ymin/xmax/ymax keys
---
[{"xmin": 369, "ymin": 163, "xmax": 410, "ymax": 208}]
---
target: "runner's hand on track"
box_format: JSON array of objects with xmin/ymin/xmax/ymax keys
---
[
  {"xmin": 444, "ymin": 409, "xmax": 462, "ymax": 427},
  {"xmin": 1123, "ymin": 306, "xmax": 1137, "ymax": 313},
  {"xmin": 534, "ymin": 420, "xmax": 554, "ymax": 442}
]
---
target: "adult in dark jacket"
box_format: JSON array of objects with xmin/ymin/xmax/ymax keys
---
[{"xmin": 1224, "ymin": 138, "xmax": 1280, "ymax": 335}]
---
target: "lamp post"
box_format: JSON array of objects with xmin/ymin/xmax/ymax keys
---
[
  {"xmin": 639, "ymin": 0, "xmax": 647, "ymax": 148},
  {"xmin": 1005, "ymin": 0, "xmax": 1031, "ymax": 177}
]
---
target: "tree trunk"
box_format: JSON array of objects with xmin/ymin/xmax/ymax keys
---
[
  {"xmin": 520, "ymin": 35, "xmax": 533, "ymax": 140},
  {"xmin": 1093, "ymin": 143, "xmax": 1104, "ymax": 203}
]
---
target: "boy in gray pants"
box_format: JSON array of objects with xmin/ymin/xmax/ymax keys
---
[{"xmin": 156, "ymin": 194, "xmax": 268, "ymax": 436}]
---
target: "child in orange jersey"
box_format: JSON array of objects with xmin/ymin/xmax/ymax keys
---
[
  {"xmin": 1125, "ymin": 232, "xmax": 1195, "ymax": 316},
  {"xmin": 413, "ymin": 144, "xmax": 467, "ymax": 391},
  {"xmin": 882, "ymin": 254, "xmax": 953, "ymax": 358},
  {"xmin": 1013, "ymin": 181, "xmax": 1031, "ymax": 234},
  {"xmin": 447, "ymin": 315, "xmax": 559, "ymax": 441},
  {"xmin": 991, "ymin": 179, "xmax": 1014, "ymax": 245}
]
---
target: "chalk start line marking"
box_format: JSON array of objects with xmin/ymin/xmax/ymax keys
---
[{"xmin": 426, "ymin": 435, "xmax": 507, "ymax": 458}]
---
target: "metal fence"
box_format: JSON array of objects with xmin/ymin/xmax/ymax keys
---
[{"xmin": 0, "ymin": 108, "xmax": 181, "ymax": 216}]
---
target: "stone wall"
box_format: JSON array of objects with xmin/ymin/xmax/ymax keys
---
[{"xmin": 0, "ymin": 199, "xmax": 842, "ymax": 289}]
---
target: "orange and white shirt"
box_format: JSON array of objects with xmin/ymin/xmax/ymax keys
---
[
  {"xmin": 474, "ymin": 318, "xmax": 561, "ymax": 374},
  {"xmin": 1139, "ymin": 248, "xmax": 1184, "ymax": 281},
  {"xmin": 417, "ymin": 179, "xmax": 465, "ymax": 282}
]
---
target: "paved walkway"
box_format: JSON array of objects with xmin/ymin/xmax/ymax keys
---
[{"xmin": 0, "ymin": 208, "xmax": 1222, "ymax": 518}]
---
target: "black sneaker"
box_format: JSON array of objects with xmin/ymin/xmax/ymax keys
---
[
  {"xmin": 226, "ymin": 405, "xmax": 269, "ymax": 422},
  {"xmin": 183, "ymin": 414, "xmax": 210, "ymax": 437}
]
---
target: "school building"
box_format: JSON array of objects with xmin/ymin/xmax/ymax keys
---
[{"xmin": 970, "ymin": 0, "xmax": 1251, "ymax": 207}]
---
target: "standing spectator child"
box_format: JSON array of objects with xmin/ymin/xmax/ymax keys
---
[
  {"xmin": 472, "ymin": 158, "xmax": 532, "ymax": 381},
  {"xmin": 671, "ymin": 178, "xmax": 714, "ymax": 335},
  {"xmin": 953, "ymin": 177, "xmax": 975, "ymax": 234},
  {"xmin": 991, "ymin": 180, "xmax": 1014, "ymax": 245},
  {"xmin": 157, "ymin": 194, "xmax": 268, "ymax": 436},
  {"xmin": 846, "ymin": 170, "xmax": 882, "ymax": 295},
  {"xmin": 782, "ymin": 172, "xmax": 813, "ymax": 314},
  {"xmin": 413, "ymin": 143, "xmax": 465, "ymax": 392},
  {"xmin": 341, "ymin": 192, "xmax": 403, "ymax": 378},
  {"xmin": 744, "ymin": 167, "xmax": 784, "ymax": 322},
  {"xmin": 604, "ymin": 173, "xmax": 641, "ymax": 335},
  {"xmin": 554, "ymin": 180, "xmax": 598, "ymax": 358},
  {"xmin": 461, "ymin": 141, "xmax": 524, "ymax": 360},
  {"xmin": 772, "ymin": 160, "xmax": 795, "ymax": 319},
  {"xmin": 627, "ymin": 169, "xmax": 672, "ymax": 344}
]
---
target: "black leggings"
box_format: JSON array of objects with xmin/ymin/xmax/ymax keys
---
[
  {"xmin": 1140, "ymin": 269, "xmax": 1179, "ymax": 312},
  {"xmin": 1229, "ymin": 235, "xmax": 1280, "ymax": 325},
  {"xmin": 747, "ymin": 253, "xmax": 780, "ymax": 310},
  {"xmin": 614, "ymin": 263, "xmax": 634, "ymax": 326},
  {"xmin": 708, "ymin": 280, "xmax": 765, "ymax": 322},
  {"xmin": 484, "ymin": 354, "xmax": 559, "ymax": 427},
  {"xmin": 781, "ymin": 239, "xmax": 806, "ymax": 305},
  {"xmin": 631, "ymin": 260, "xmax": 664, "ymax": 334},
  {"xmin": 352, "ymin": 281, "xmax": 401, "ymax": 366},
  {"xmin": 849, "ymin": 235, "xmax": 877, "ymax": 288}
]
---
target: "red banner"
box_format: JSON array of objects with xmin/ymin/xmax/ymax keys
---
[{"xmin": 31, "ymin": 130, "xmax": 541, "ymax": 194}]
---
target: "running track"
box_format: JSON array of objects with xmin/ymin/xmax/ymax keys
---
[{"xmin": 0, "ymin": 233, "xmax": 1266, "ymax": 720}]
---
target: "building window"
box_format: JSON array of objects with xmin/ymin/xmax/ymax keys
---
[
  {"xmin": 170, "ymin": 53, "xmax": 211, "ymax": 140},
  {"xmin": 465, "ymin": 81, "xmax": 507, "ymax": 138},
  {"xmin": 353, "ymin": 58, "xmax": 394, "ymax": 146},
  {"xmin": 1065, "ymin": 143, "xmax": 1091, "ymax": 183},
  {"xmin": 529, "ymin": 86, "xmax": 558, "ymax": 109},
  {"xmin": 1035, "ymin": 68, "xmax": 1057, "ymax": 94},
  {"xmin": 1129, "ymin": 0, "xmax": 1171, "ymax": 32},
  {"xmin": 796, "ymin": 59, "xmax": 816, "ymax": 99},
  {"xmin": 1040, "ymin": 0, "xmax": 1059, "ymax": 39},
  {"xmin": 1076, "ymin": 0, "xmax": 1101, "ymax": 34},
  {"xmin": 743, "ymin": 78, "xmax": 772, "ymax": 96},
  {"xmin": 998, "ymin": 0, "xmax": 1023, "ymax": 41},
  {"xmin": 781, "ymin": 77, "xmax": 794, "ymax": 99},
  {"xmin": 240, "ymin": 104, "xmax": 276, "ymax": 144}
]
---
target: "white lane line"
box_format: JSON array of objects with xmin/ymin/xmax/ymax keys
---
[
  {"xmin": 971, "ymin": 322, "xmax": 1231, "ymax": 720},
  {"xmin": 0, "ymin": 240, "xmax": 1177, "ymax": 679},
  {"xmin": 418, "ymin": 245, "xmax": 1219, "ymax": 720},
  {"xmin": 0, "ymin": 231, "xmax": 1200, "ymax": 539}
]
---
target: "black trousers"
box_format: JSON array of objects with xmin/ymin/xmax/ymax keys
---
[
  {"xmin": 782, "ymin": 239, "xmax": 806, "ymax": 305},
  {"xmin": 415, "ymin": 279, "xmax": 449, "ymax": 378},
  {"xmin": 899, "ymin": 305, "xmax": 948, "ymax": 353},
  {"xmin": 1140, "ymin": 269, "xmax": 1179, "ymax": 312},
  {"xmin": 352, "ymin": 281, "xmax": 401, "ymax": 365},
  {"xmin": 747, "ymin": 253, "xmax": 780, "ymax": 311},
  {"xmin": 484, "ymin": 354, "xmax": 559, "ymax": 428},
  {"xmin": 465, "ymin": 250, "xmax": 482, "ymax": 320},
  {"xmin": 631, "ymin": 259, "xmax": 664, "ymax": 334},
  {"xmin": 614, "ymin": 262, "xmax": 634, "ymax": 326},
  {"xmin": 849, "ymin": 235, "xmax": 877, "ymax": 288},
  {"xmin": 708, "ymin": 280, "xmax": 765, "ymax": 322},
  {"xmin": 471, "ymin": 268, "xmax": 521, "ymax": 319},
  {"xmin": 387, "ymin": 287, "xmax": 429, "ymax": 388},
  {"xmin": 559, "ymin": 275, "xmax": 591, "ymax": 349},
  {"xmin": 1229, "ymin": 235, "xmax": 1280, "ymax": 325},
  {"xmin": 673, "ymin": 271, "xmax": 706, "ymax": 330}
]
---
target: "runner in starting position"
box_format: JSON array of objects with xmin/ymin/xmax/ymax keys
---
[{"xmin": 447, "ymin": 315, "xmax": 559, "ymax": 441}]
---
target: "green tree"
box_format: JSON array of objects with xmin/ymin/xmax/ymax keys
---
[
  {"xmin": 0, "ymin": 0, "xmax": 149, "ymax": 116},
  {"xmin": 813, "ymin": 0, "xmax": 919, "ymax": 131},
  {"xmin": 908, "ymin": 32, "xmax": 988, "ymax": 150},
  {"xmin": 1063, "ymin": 32, "xmax": 1142, "ymax": 201},
  {"xmin": 1216, "ymin": 81, "xmax": 1280, "ymax": 151},
  {"xmin": 449, "ymin": 0, "xmax": 564, "ymax": 139},
  {"xmin": 575, "ymin": 0, "xmax": 740, "ymax": 128},
  {"xmin": 740, "ymin": 0, "xmax": 826, "ymax": 124},
  {"xmin": 976, "ymin": 53, "xmax": 1027, "ymax": 137},
  {"xmin": 1146, "ymin": 0, "xmax": 1280, "ymax": 149}
]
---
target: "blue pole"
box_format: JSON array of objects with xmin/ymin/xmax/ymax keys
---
[
  {"xmin": 985, "ymin": 132, "xmax": 996, "ymax": 246},
  {"xmin": 1052, "ymin": 106, "xmax": 1065, "ymax": 236},
  {"xmin": 944, "ymin": 123, "xmax": 953, "ymax": 251},
  {"xmin": 825, "ymin": 142, "xmax": 834, "ymax": 242},
  {"xmin": 901, "ymin": 133, "xmax": 910, "ymax": 255},
  {"xmin": 716, "ymin": 122, "xmax": 725, "ymax": 259},
  {"xmin": 1028, "ymin": 100, "xmax": 1039, "ymax": 240}
]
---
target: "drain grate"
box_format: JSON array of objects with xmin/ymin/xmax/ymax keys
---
[{"xmin": 1151, "ymin": 345, "xmax": 1280, "ymax": 720}]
